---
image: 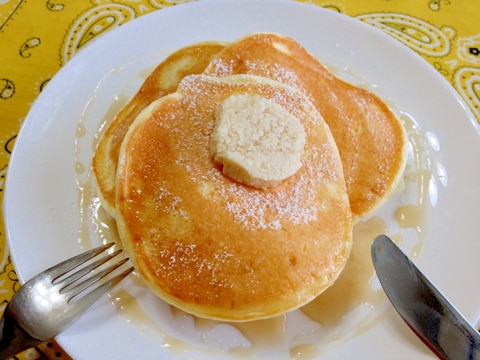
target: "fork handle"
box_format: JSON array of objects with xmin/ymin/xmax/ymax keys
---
[{"xmin": 0, "ymin": 305, "xmax": 43, "ymax": 359}]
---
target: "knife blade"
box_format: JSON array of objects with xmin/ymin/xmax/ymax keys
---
[{"xmin": 371, "ymin": 234, "xmax": 480, "ymax": 360}]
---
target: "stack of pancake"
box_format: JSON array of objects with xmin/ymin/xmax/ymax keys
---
[{"xmin": 92, "ymin": 33, "xmax": 407, "ymax": 321}]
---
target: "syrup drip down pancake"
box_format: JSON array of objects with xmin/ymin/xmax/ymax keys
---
[{"xmin": 115, "ymin": 74, "xmax": 353, "ymax": 321}]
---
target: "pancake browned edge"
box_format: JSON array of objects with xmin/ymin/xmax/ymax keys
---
[
  {"xmin": 203, "ymin": 33, "xmax": 408, "ymax": 222},
  {"xmin": 116, "ymin": 74, "xmax": 353, "ymax": 321},
  {"xmin": 92, "ymin": 42, "xmax": 226, "ymax": 217}
]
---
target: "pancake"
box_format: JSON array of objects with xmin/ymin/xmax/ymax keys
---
[
  {"xmin": 203, "ymin": 33, "xmax": 408, "ymax": 221},
  {"xmin": 116, "ymin": 74, "xmax": 353, "ymax": 321},
  {"xmin": 93, "ymin": 41, "xmax": 226, "ymax": 217}
]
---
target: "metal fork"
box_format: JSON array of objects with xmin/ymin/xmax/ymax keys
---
[{"xmin": 0, "ymin": 242, "xmax": 134, "ymax": 359}]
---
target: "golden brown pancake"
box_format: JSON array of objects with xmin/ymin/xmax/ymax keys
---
[
  {"xmin": 116, "ymin": 74, "xmax": 352, "ymax": 321},
  {"xmin": 93, "ymin": 42, "xmax": 226, "ymax": 217},
  {"xmin": 203, "ymin": 33, "xmax": 408, "ymax": 221}
]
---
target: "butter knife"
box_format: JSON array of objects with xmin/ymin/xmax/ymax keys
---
[{"xmin": 371, "ymin": 234, "xmax": 480, "ymax": 360}]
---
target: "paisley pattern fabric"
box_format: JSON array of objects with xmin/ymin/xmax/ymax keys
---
[{"xmin": 0, "ymin": 0, "xmax": 478, "ymax": 358}]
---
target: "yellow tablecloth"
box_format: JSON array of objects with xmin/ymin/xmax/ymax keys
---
[{"xmin": 0, "ymin": 0, "xmax": 478, "ymax": 358}]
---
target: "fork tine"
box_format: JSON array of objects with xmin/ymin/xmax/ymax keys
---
[
  {"xmin": 44, "ymin": 242, "xmax": 115, "ymax": 279},
  {"xmin": 62, "ymin": 258, "xmax": 130, "ymax": 301},
  {"xmin": 67, "ymin": 266, "xmax": 134, "ymax": 313},
  {"xmin": 52, "ymin": 266, "xmax": 134, "ymax": 333},
  {"xmin": 56, "ymin": 249, "xmax": 122, "ymax": 288}
]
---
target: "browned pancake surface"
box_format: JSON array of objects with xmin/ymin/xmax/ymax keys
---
[
  {"xmin": 116, "ymin": 74, "xmax": 352, "ymax": 321},
  {"xmin": 203, "ymin": 33, "xmax": 407, "ymax": 221},
  {"xmin": 93, "ymin": 42, "xmax": 225, "ymax": 217}
]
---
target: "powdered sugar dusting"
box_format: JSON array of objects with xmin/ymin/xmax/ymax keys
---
[{"xmin": 166, "ymin": 74, "xmax": 343, "ymax": 231}]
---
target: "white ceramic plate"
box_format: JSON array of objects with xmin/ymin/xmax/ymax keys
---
[{"xmin": 5, "ymin": 0, "xmax": 480, "ymax": 359}]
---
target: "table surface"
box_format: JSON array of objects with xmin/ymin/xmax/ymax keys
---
[{"xmin": 0, "ymin": 0, "xmax": 478, "ymax": 358}]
